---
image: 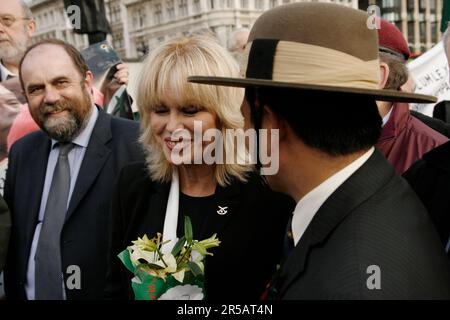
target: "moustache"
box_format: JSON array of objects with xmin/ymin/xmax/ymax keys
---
[{"xmin": 41, "ymin": 101, "xmax": 72, "ymax": 116}]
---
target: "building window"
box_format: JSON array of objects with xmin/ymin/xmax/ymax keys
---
[
  {"xmin": 282, "ymin": 0, "xmax": 290, "ymax": 4},
  {"xmin": 269, "ymin": 0, "xmax": 277, "ymax": 9},
  {"xmin": 419, "ymin": 0, "xmax": 427, "ymax": 10},
  {"xmin": 241, "ymin": 0, "xmax": 248, "ymax": 9},
  {"xmin": 110, "ymin": 5, "xmax": 120, "ymax": 23},
  {"xmin": 209, "ymin": 0, "xmax": 216, "ymax": 9},
  {"xmin": 137, "ymin": 8, "xmax": 147, "ymax": 28},
  {"xmin": 137, "ymin": 40, "xmax": 149, "ymax": 56},
  {"xmin": 382, "ymin": 0, "xmax": 395, "ymax": 8},
  {"xmin": 179, "ymin": 0, "xmax": 188, "ymax": 17},
  {"xmin": 226, "ymin": 0, "xmax": 233, "ymax": 8},
  {"xmin": 167, "ymin": 0, "xmax": 175, "ymax": 19},
  {"xmin": 255, "ymin": 0, "xmax": 264, "ymax": 9},
  {"xmin": 407, "ymin": 0, "xmax": 414, "ymax": 10},
  {"xmin": 193, "ymin": 0, "xmax": 201, "ymax": 13},
  {"xmin": 114, "ymin": 34, "xmax": 123, "ymax": 48},
  {"xmin": 154, "ymin": 4, "xmax": 163, "ymax": 24}
]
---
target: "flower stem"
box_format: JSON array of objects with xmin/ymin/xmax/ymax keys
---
[{"xmin": 156, "ymin": 248, "xmax": 168, "ymax": 267}]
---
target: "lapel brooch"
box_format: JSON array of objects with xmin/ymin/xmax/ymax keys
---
[{"xmin": 217, "ymin": 206, "xmax": 228, "ymax": 215}]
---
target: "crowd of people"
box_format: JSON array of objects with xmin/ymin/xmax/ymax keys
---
[{"xmin": 0, "ymin": 0, "xmax": 449, "ymax": 300}]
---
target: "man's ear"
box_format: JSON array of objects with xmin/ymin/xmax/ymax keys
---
[
  {"xmin": 26, "ymin": 19, "xmax": 36, "ymax": 37},
  {"xmin": 84, "ymin": 71, "xmax": 94, "ymax": 90},
  {"xmin": 379, "ymin": 61, "xmax": 390, "ymax": 89},
  {"xmin": 262, "ymin": 105, "xmax": 288, "ymax": 141}
]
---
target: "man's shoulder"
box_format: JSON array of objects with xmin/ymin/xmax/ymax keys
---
[
  {"xmin": 421, "ymin": 140, "xmax": 450, "ymax": 170},
  {"xmin": 109, "ymin": 115, "xmax": 140, "ymax": 132},
  {"xmin": 9, "ymin": 130, "xmax": 47, "ymax": 154},
  {"xmin": 116, "ymin": 162, "xmax": 166, "ymax": 198},
  {"xmin": 286, "ymin": 173, "xmax": 450, "ymax": 299},
  {"xmin": 407, "ymin": 113, "xmax": 449, "ymax": 145}
]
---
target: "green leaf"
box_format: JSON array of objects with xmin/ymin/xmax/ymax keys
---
[
  {"xmin": 117, "ymin": 249, "xmax": 135, "ymax": 273},
  {"xmin": 145, "ymin": 263, "xmax": 165, "ymax": 270},
  {"xmin": 188, "ymin": 261, "xmax": 203, "ymax": 277},
  {"xmin": 171, "ymin": 236, "xmax": 186, "ymax": 257},
  {"xmin": 184, "ymin": 216, "xmax": 193, "ymax": 243}
]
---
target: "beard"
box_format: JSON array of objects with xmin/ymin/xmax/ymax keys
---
[
  {"xmin": 36, "ymin": 88, "xmax": 93, "ymax": 143},
  {"xmin": 0, "ymin": 33, "xmax": 28, "ymax": 66}
]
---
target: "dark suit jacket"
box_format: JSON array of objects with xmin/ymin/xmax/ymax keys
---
[
  {"xmin": 0, "ymin": 194, "xmax": 10, "ymax": 272},
  {"xmin": 411, "ymin": 110, "xmax": 450, "ymax": 138},
  {"xmin": 272, "ymin": 150, "xmax": 450, "ymax": 299},
  {"xmin": 105, "ymin": 162, "xmax": 294, "ymax": 300},
  {"xmin": 4, "ymin": 109, "xmax": 145, "ymax": 300},
  {"xmin": 404, "ymin": 140, "xmax": 450, "ymax": 256}
]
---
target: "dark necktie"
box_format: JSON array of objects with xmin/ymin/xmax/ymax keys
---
[
  {"xmin": 281, "ymin": 215, "xmax": 295, "ymax": 260},
  {"xmin": 35, "ymin": 143, "xmax": 74, "ymax": 300},
  {"xmin": 261, "ymin": 215, "xmax": 294, "ymax": 300}
]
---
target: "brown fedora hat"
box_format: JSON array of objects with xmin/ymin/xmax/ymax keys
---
[{"xmin": 189, "ymin": 2, "xmax": 436, "ymax": 103}]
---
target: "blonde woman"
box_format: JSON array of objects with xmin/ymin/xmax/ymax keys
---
[{"xmin": 106, "ymin": 35, "xmax": 294, "ymax": 300}]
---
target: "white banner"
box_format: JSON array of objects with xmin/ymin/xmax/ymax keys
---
[{"xmin": 408, "ymin": 41, "xmax": 450, "ymax": 116}]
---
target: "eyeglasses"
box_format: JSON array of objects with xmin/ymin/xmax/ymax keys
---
[{"xmin": 0, "ymin": 14, "xmax": 31, "ymax": 27}]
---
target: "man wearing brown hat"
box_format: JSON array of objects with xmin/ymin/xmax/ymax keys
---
[
  {"xmin": 190, "ymin": 3, "xmax": 450, "ymax": 299},
  {"xmin": 375, "ymin": 18, "xmax": 448, "ymax": 175}
]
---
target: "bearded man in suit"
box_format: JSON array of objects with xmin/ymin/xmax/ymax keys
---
[{"xmin": 4, "ymin": 39, "xmax": 144, "ymax": 300}]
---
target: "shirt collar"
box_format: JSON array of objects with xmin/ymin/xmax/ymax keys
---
[
  {"xmin": 291, "ymin": 147, "xmax": 375, "ymax": 246},
  {"xmin": 51, "ymin": 105, "xmax": 99, "ymax": 149},
  {"xmin": 382, "ymin": 106, "xmax": 393, "ymax": 127},
  {"xmin": 0, "ymin": 61, "xmax": 16, "ymax": 81}
]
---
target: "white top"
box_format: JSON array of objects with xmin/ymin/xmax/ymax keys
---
[{"xmin": 291, "ymin": 147, "xmax": 375, "ymax": 246}]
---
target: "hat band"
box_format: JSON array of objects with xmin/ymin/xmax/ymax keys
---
[{"xmin": 244, "ymin": 40, "xmax": 381, "ymax": 90}]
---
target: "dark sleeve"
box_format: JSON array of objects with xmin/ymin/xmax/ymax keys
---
[
  {"xmin": 104, "ymin": 166, "xmax": 131, "ymax": 299},
  {"xmin": 3, "ymin": 144, "xmax": 18, "ymax": 297},
  {"xmin": 3, "ymin": 144, "xmax": 17, "ymax": 213},
  {"xmin": 0, "ymin": 195, "xmax": 11, "ymax": 272},
  {"xmin": 410, "ymin": 110, "xmax": 450, "ymax": 138},
  {"xmin": 404, "ymin": 160, "xmax": 450, "ymax": 248}
]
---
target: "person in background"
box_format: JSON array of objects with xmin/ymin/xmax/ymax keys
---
[
  {"xmin": 0, "ymin": 0, "xmax": 35, "ymax": 81},
  {"xmin": 0, "ymin": 84, "xmax": 22, "ymax": 194},
  {"xmin": 0, "ymin": 0, "xmax": 129, "ymax": 101},
  {"xmin": 0, "ymin": 195, "xmax": 10, "ymax": 272},
  {"xmin": 227, "ymin": 27, "xmax": 250, "ymax": 54},
  {"xmin": 403, "ymin": 26, "xmax": 450, "ymax": 254},
  {"xmin": 375, "ymin": 18, "xmax": 448, "ymax": 175},
  {"xmin": 227, "ymin": 27, "xmax": 250, "ymax": 66}
]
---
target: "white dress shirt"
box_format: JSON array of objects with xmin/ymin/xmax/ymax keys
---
[
  {"xmin": 291, "ymin": 147, "xmax": 375, "ymax": 246},
  {"xmin": 0, "ymin": 62, "xmax": 16, "ymax": 82},
  {"xmin": 382, "ymin": 106, "xmax": 393, "ymax": 127},
  {"xmin": 25, "ymin": 107, "xmax": 98, "ymax": 300}
]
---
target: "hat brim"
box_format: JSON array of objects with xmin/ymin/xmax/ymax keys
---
[{"xmin": 188, "ymin": 76, "xmax": 437, "ymax": 104}]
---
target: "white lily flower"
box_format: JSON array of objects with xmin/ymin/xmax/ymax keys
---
[
  {"xmin": 194, "ymin": 261, "xmax": 204, "ymax": 273},
  {"xmin": 190, "ymin": 250, "xmax": 202, "ymax": 262},
  {"xmin": 172, "ymin": 269, "xmax": 185, "ymax": 283},
  {"xmin": 130, "ymin": 247, "xmax": 157, "ymax": 266},
  {"xmin": 158, "ymin": 285, "xmax": 204, "ymax": 300},
  {"xmin": 154, "ymin": 253, "xmax": 177, "ymax": 273}
]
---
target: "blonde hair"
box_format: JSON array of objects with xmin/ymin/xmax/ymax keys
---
[{"xmin": 137, "ymin": 35, "xmax": 252, "ymax": 187}]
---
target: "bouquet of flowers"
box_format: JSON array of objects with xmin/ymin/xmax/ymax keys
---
[{"xmin": 118, "ymin": 216, "xmax": 220, "ymax": 300}]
